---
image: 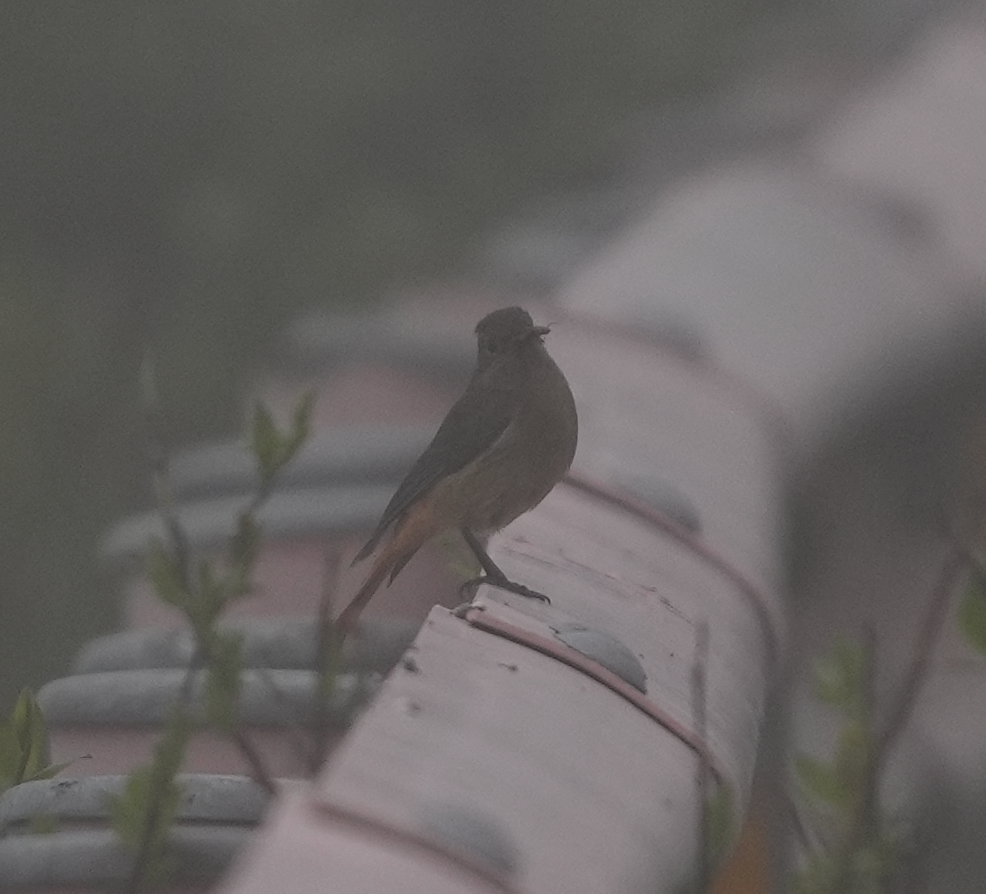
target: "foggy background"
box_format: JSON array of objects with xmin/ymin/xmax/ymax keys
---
[{"xmin": 0, "ymin": 0, "xmax": 933, "ymax": 706}]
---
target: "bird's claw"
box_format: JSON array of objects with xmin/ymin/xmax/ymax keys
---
[
  {"xmin": 503, "ymin": 582, "xmax": 551, "ymax": 603},
  {"xmin": 460, "ymin": 575, "xmax": 551, "ymax": 604}
]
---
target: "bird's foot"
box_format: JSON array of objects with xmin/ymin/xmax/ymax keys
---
[{"xmin": 459, "ymin": 574, "xmax": 551, "ymax": 604}]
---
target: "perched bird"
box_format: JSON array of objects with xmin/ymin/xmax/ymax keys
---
[{"xmin": 336, "ymin": 306, "xmax": 578, "ymax": 633}]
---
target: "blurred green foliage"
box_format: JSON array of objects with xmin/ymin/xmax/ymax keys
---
[
  {"xmin": 0, "ymin": 689, "xmax": 71, "ymax": 796},
  {"xmin": 958, "ymin": 570, "xmax": 986, "ymax": 653},
  {"xmin": 792, "ymin": 638, "xmax": 902, "ymax": 894},
  {"xmin": 0, "ymin": 0, "xmax": 785, "ymax": 705},
  {"xmin": 110, "ymin": 392, "xmax": 310, "ymax": 889}
]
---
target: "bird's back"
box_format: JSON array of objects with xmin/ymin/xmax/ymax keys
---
[{"xmin": 352, "ymin": 353, "xmax": 524, "ymax": 560}]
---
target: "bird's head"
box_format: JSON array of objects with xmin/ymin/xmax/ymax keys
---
[{"xmin": 474, "ymin": 307, "xmax": 550, "ymax": 361}]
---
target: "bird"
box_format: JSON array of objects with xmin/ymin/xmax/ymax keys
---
[{"xmin": 335, "ymin": 306, "xmax": 578, "ymax": 634}]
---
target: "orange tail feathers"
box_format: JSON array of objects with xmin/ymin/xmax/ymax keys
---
[
  {"xmin": 335, "ymin": 549, "xmax": 394, "ymax": 635},
  {"xmin": 335, "ymin": 503, "xmax": 439, "ymax": 635}
]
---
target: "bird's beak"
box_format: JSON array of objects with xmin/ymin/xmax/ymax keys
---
[{"xmin": 532, "ymin": 325, "xmax": 551, "ymax": 338}]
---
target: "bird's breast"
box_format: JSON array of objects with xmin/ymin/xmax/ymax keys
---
[{"xmin": 445, "ymin": 353, "xmax": 577, "ymax": 531}]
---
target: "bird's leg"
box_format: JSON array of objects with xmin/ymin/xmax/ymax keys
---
[
  {"xmin": 459, "ymin": 527, "xmax": 550, "ymax": 603},
  {"xmin": 461, "ymin": 527, "xmax": 511, "ymax": 581}
]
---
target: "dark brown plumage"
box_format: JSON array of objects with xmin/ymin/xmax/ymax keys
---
[{"xmin": 336, "ymin": 306, "xmax": 578, "ymax": 633}]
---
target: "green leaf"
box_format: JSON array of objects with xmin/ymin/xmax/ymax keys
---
[
  {"xmin": 28, "ymin": 759, "xmax": 74, "ymax": 782},
  {"xmin": 250, "ymin": 394, "xmax": 313, "ymax": 486},
  {"xmin": 11, "ymin": 689, "xmax": 48, "ymax": 782},
  {"xmin": 317, "ymin": 628, "xmax": 342, "ymax": 702},
  {"xmin": 790, "ymin": 637, "xmax": 900, "ymax": 894},
  {"xmin": 703, "ymin": 783, "xmax": 735, "ymax": 868},
  {"xmin": 958, "ymin": 574, "xmax": 986, "ymax": 654},
  {"xmin": 191, "ymin": 557, "xmax": 227, "ymax": 631},
  {"xmin": 0, "ymin": 720, "xmax": 21, "ymax": 793},
  {"xmin": 205, "ymin": 632, "xmax": 244, "ymax": 733},
  {"xmin": 795, "ymin": 753, "xmax": 850, "ymax": 808},
  {"xmin": 811, "ymin": 638, "xmax": 863, "ymax": 709},
  {"xmin": 146, "ymin": 539, "xmax": 187, "ymax": 609},
  {"xmin": 250, "ymin": 402, "xmax": 283, "ymax": 481},
  {"xmin": 284, "ymin": 390, "xmax": 315, "ymax": 461},
  {"xmin": 0, "ymin": 689, "xmax": 57, "ymax": 793}
]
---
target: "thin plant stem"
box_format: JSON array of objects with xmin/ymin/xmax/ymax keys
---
[
  {"xmin": 691, "ymin": 619, "xmax": 712, "ymax": 892},
  {"xmin": 875, "ymin": 550, "xmax": 963, "ymax": 763}
]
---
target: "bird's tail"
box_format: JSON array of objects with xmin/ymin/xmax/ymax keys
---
[
  {"xmin": 337, "ymin": 503, "xmax": 437, "ymax": 637},
  {"xmin": 335, "ymin": 552, "xmax": 392, "ymax": 635}
]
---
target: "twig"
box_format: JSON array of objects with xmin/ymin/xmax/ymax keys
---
[
  {"xmin": 126, "ymin": 354, "xmax": 197, "ymax": 894},
  {"xmin": 140, "ymin": 351, "xmax": 192, "ymax": 594},
  {"xmin": 784, "ymin": 790, "xmax": 815, "ymax": 855},
  {"xmin": 313, "ymin": 544, "xmax": 344, "ymax": 769},
  {"xmin": 828, "ymin": 627, "xmax": 880, "ymax": 894},
  {"xmin": 230, "ymin": 730, "xmax": 277, "ymax": 796},
  {"xmin": 251, "ymin": 665, "xmax": 323, "ymax": 776},
  {"xmin": 875, "ymin": 549, "xmax": 963, "ymax": 763},
  {"xmin": 691, "ymin": 619, "xmax": 712, "ymax": 892},
  {"xmin": 125, "ymin": 783, "xmax": 167, "ymax": 894}
]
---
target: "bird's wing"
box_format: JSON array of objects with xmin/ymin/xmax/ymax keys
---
[{"xmin": 353, "ymin": 366, "xmax": 520, "ymax": 561}]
